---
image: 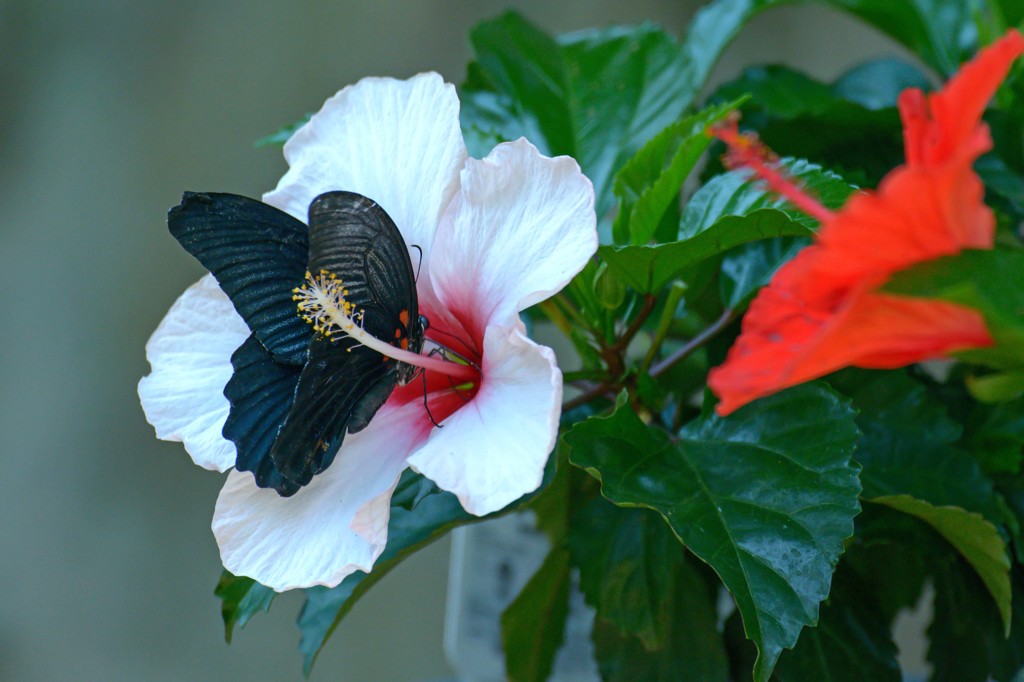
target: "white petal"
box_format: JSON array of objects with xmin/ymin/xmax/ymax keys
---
[
  {"xmin": 263, "ymin": 72, "xmax": 467, "ymax": 261},
  {"xmin": 430, "ymin": 139, "xmax": 597, "ymax": 337},
  {"xmin": 408, "ymin": 324, "xmax": 561, "ymax": 516},
  {"xmin": 138, "ymin": 275, "xmax": 248, "ymax": 472},
  {"xmin": 212, "ymin": 400, "xmax": 431, "ymax": 591}
]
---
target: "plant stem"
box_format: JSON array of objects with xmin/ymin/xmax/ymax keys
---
[
  {"xmin": 562, "ymin": 381, "xmax": 615, "ymax": 412},
  {"xmin": 641, "ymin": 281, "xmax": 688, "ymax": 373},
  {"xmin": 650, "ymin": 307, "xmax": 738, "ymax": 378},
  {"xmin": 612, "ymin": 293, "xmax": 656, "ymax": 353},
  {"xmin": 563, "ymin": 369, "xmax": 611, "ymax": 383}
]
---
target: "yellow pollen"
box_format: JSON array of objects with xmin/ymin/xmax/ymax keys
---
[{"xmin": 293, "ymin": 269, "xmax": 365, "ymax": 340}]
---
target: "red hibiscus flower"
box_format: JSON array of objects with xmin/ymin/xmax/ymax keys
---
[{"xmin": 708, "ymin": 30, "xmax": 1024, "ymax": 416}]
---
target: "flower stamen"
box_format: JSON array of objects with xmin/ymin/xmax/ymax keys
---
[
  {"xmin": 292, "ymin": 269, "xmax": 477, "ymax": 381},
  {"xmin": 293, "ymin": 269, "xmax": 364, "ymax": 338},
  {"xmin": 709, "ymin": 113, "xmax": 834, "ymax": 225}
]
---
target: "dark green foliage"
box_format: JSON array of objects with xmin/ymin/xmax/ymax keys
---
[
  {"xmin": 217, "ymin": 4, "xmax": 1024, "ymax": 681},
  {"xmin": 773, "ymin": 568, "xmax": 900, "ymax": 682},
  {"xmin": 589, "ymin": 553, "xmax": 729, "ymax": 681},
  {"xmin": 214, "ymin": 572, "xmax": 275, "ymax": 643},
  {"xmin": 500, "ymin": 547, "xmax": 572, "ymax": 682},
  {"xmin": 566, "ymin": 386, "xmax": 862, "ymax": 681}
]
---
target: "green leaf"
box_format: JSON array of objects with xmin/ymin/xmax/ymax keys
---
[
  {"xmin": 836, "ymin": 371, "xmax": 1003, "ymax": 522},
  {"xmin": 993, "ymin": 0, "xmax": 1024, "ymax": 28},
  {"xmin": 684, "ymin": 159, "xmax": 854, "ymax": 231},
  {"xmin": 824, "ymin": 0, "xmax": 983, "ymax": 76},
  {"xmin": 997, "ymin": 475, "xmax": 1024, "ymax": 563},
  {"xmin": 927, "ymin": 550, "xmax": 1020, "ymax": 682},
  {"xmin": 466, "ymin": 13, "xmax": 703, "ymax": 221},
  {"xmin": 500, "ymin": 547, "xmax": 571, "ymax": 682},
  {"xmin": 465, "ymin": 13, "xmax": 566, "ymax": 155},
  {"xmin": 719, "ymin": 237, "xmax": 807, "ymax": 309},
  {"xmin": 466, "ymin": 3, "xmax": 936, "ymax": 232},
  {"xmin": 592, "ymin": 261, "xmax": 628, "ymax": 310},
  {"xmin": 834, "ymin": 370, "xmax": 1012, "ymax": 629},
  {"xmin": 969, "ymin": 371, "xmax": 1024, "ymax": 404},
  {"xmin": 884, "ymin": 249, "xmax": 1024, "ymax": 369},
  {"xmin": 714, "ymin": 60, "xmax": 921, "ymax": 119},
  {"xmin": 932, "ymin": 561, "xmax": 1024, "ymax": 682},
  {"xmin": 849, "ymin": 504, "xmax": 1023, "ymax": 682},
  {"xmin": 679, "ymin": 0, "xmax": 982, "ymax": 79},
  {"xmin": 214, "ymin": 571, "xmax": 276, "ymax": 643},
  {"xmin": 832, "ymin": 58, "xmax": 933, "ymax": 110},
  {"xmin": 883, "ymin": 248, "xmax": 1024, "ymax": 323},
  {"xmin": 977, "ymin": 152, "xmax": 1024, "ymax": 218},
  {"xmin": 708, "ymin": 63, "xmax": 906, "ymax": 184},
  {"xmin": 459, "ymin": 65, "xmax": 541, "ymax": 159},
  {"xmin": 254, "ymin": 114, "xmax": 311, "ymax": 147},
  {"xmin": 993, "ymin": 567, "xmax": 1024, "ymax": 681},
  {"xmin": 526, "ymin": 444, "xmax": 573, "ymax": 544},
  {"xmin": 714, "ymin": 64, "xmax": 836, "ymax": 120},
  {"xmin": 569, "ymin": 500, "xmax": 684, "ymax": 649},
  {"xmin": 294, "ymin": 463, "xmax": 557, "ymax": 674},
  {"xmin": 599, "ymin": 159, "xmax": 852, "ymax": 293},
  {"xmin": 871, "ymin": 494, "xmax": 1012, "ymax": 635},
  {"xmin": 964, "ymin": 399, "xmax": 1024, "ymax": 475},
  {"xmin": 673, "ymin": 0, "xmax": 782, "ymax": 98},
  {"xmin": 773, "ymin": 569, "xmax": 900, "ymax": 682},
  {"xmin": 295, "ymin": 471, "xmax": 477, "ymax": 674},
  {"xmin": 612, "ymin": 99, "xmax": 743, "ymax": 245},
  {"xmin": 599, "ymin": 214, "xmax": 806, "ymax": 294},
  {"xmin": 841, "ymin": 504, "xmax": 933, "ymax": 622},
  {"xmin": 590, "ymin": 554, "xmax": 729, "ymax": 682},
  {"xmin": 566, "ymin": 385, "xmax": 862, "ymax": 682}
]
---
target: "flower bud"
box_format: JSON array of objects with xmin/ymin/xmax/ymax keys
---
[{"xmin": 593, "ymin": 261, "xmax": 626, "ymax": 310}]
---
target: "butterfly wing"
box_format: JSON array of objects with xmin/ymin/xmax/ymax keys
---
[
  {"xmin": 268, "ymin": 191, "xmax": 424, "ymax": 492},
  {"xmin": 268, "ymin": 338, "xmax": 398, "ymax": 491},
  {"xmin": 168, "ymin": 192, "xmax": 311, "ymax": 364},
  {"xmin": 222, "ymin": 334, "xmax": 303, "ymax": 496},
  {"xmin": 305, "ymin": 191, "xmax": 421, "ymax": 354}
]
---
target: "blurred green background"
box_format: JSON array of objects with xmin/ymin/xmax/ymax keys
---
[{"xmin": 0, "ymin": 1, "xmax": 901, "ymax": 679}]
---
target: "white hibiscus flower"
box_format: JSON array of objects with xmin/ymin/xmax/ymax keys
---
[{"xmin": 139, "ymin": 73, "xmax": 597, "ymax": 591}]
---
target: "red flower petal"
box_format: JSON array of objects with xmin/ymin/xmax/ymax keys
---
[
  {"xmin": 901, "ymin": 30, "xmax": 1024, "ymax": 169},
  {"xmin": 785, "ymin": 155, "xmax": 993, "ymax": 306},
  {"xmin": 709, "ymin": 289, "xmax": 992, "ymax": 415}
]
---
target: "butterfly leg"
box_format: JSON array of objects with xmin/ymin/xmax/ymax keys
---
[{"xmin": 417, "ymin": 367, "xmax": 443, "ymax": 428}]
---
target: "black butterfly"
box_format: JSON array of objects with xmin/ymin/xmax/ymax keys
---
[{"xmin": 168, "ymin": 191, "xmax": 426, "ymax": 496}]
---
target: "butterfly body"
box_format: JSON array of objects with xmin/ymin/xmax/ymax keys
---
[{"xmin": 168, "ymin": 190, "xmax": 424, "ymax": 495}]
